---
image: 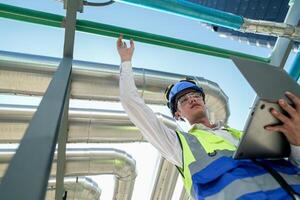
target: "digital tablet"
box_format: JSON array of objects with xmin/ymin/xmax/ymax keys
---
[{"xmin": 231, "ymin": 57, "xmax": 300, "ymax": 159}]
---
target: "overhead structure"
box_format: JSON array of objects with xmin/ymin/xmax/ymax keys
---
[
  {"xmin": 115, "ymin": 0, "xmax": 300, "ymax": 42},
  {"xmin": 0, "ymin": 0, "xmax": 299, "ymax": 199},
  {"xmin": 269, "ymin": 0, "xmax": 300, "ymax": 68},
  {"xmin": 0, "ymin": 3, "xmax": 269, "ymax": 63}
]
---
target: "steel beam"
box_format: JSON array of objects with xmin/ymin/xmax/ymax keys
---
[
  {"xmin": 56, "ymin": 0, "xmax": 79, "ymax": 199},
  {"xmin": 55, "ymin": 88, "xmax": 70, "ymax": 200},
  {"xmin": 269, "ymin": 0, "xmax": 300, "ymax": 67},
  {"xmin": 288, "ymin": 46, "xmax": 300, "ymax": 80},
  {"xmin": 63, "ymin": 0, "xmax": 79, "ymax": 58},
  {"xmin": 0, "ymin": 57, "xmax": 72, "ymax": 199}
]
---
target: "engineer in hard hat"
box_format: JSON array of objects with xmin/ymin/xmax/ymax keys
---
[{"xmin": 117, "ymin": 35, "xmax": 300, "ymax": 200}]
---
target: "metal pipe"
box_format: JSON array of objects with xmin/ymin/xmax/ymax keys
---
[
  {"xmin": 240, "ymin": 18, "xmax": 300, "ymax": 42},
  {"xmin": 0, "ymin": 104, "xmax": 182, "ymax": 199},
  {"xmin": 288, "ymin": 47, "xmax": 300, "ymax": 80},
  {"xmin": 0, "ymin": 147, "xmax": 137, "ymax": 200},
  {"xmin": 0, "ymin": 50, "xmax": 230, "ymax": 123},
  {"xmin": 179, "ymin": 187, "xmax": 190, "ymax": 200},
  {"xmin": 0, "ymin": 104, "xmax": 177, "ymax": 143},
  {"xmin": 0, "ymin": 105, "xmax": 186, "ymax": 199},
  {"xmin": 150, "ymin": 157, "xmax": 178, "ymax": 200},
  {"xmin": 0, "ymin": 3, "xmax": 269, "ymax": 62},
  {"xmin": 47, "ymin": 177, "xmax": 101, "ymax": 200}
]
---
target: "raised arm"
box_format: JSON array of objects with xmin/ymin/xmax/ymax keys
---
[{"xmin": 117, "ymin": 35, "xmax": 182, "ymax": 167}]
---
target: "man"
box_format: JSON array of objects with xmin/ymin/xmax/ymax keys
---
[{"xmin": 117, "ymin": 35, "xmax": 300, "ymax": 199}]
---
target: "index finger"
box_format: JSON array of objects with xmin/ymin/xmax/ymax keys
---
[
  {"xmin": 117, "ymin": 34, "xmax": 123, "ymax": 47},
  {"xmin": 285, "ymin": 91, "xmax": 300, "ymax": 108},
  {"xmin": 130, "ymin": 39, "xmax": 135, "ymax": 49}
]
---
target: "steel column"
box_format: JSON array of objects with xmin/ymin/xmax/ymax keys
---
[
  {"xmin": 0, "ymin": 57, "xmax": 72, "ymax": 200},
  {"xmin": 288, "ymin": 47, "xmax": 300, "ymax": 80},
  {"xmin": 269, "ymin": 0, "xmax": 300, "ymax": 67},
  {"xmin": 55, "ymin": 0, "xmax": 79, "ymax": 199}
]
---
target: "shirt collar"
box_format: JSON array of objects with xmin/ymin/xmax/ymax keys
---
[{"xmin": 189, "ymin": 120, "xmax": 225, "ymax": 132}]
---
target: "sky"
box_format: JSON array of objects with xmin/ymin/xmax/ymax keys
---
[{"xmin": 0, "ymin": 0, "xmax": 298, "ymax": 199}]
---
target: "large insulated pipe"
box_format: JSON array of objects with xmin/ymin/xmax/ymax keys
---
[
  {"xmin": 150, "ymin": 157, "xmax": 178, "ymax": 200},
  {"xmin": 0, "ymin": 50, "xmax": 230, "ymax": 123},
  {"xmin": 0, "ymin": 105, "xmax": 182, "ymax": 199},
  {"xmin": 46, "ymin": 177, "xmax": 101, "ymax": 200},
  {"xmin": 0, "ymin": 104, "xmax": 176, "ymax": 143},
  {"xmin": 179, "ymin": 188, "xmax": 190, "ymax": 200},
  {"xmin": 0, "ymin": 148, "xmax": 136, "ymax": 200},
  {"xmin": 0, "ymin": 3, "xmax": 268, "ymax": 62}
]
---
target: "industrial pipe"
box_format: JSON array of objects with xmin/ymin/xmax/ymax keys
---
[
  {"xmin": 0, "ymin": 104, "xmax": 177, "ymax": 143},
  {"xmin": 0, "ymin": 50, "xmax": 230, "ymax": 123},
  {"xmin": 46, "ymin": 177, "xmax": 101, "ymax": 200},
  {"xmin": 0, "ymin": 148, "xmax": 136, "ymax": 200}
]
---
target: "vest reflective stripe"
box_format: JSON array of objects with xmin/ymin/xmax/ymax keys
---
[
  {"xmin": 205, "ymin": 173, "xmax": 300, "ymax": 200},
  {"xmin": 189, "ymin": 129, "xmax": 237, "ymax": 153},
  {"xmin": 192, "ymin": 159, "xmax": 300, "ymax": 196},
  {"xmin": 180, "ymin": 131, "xmax": 234, "ymax": 175},
  {"xmin": 238, "ymin": 186, "xmax": 300, "ymax": 200},
  {"xmin": 176, "ymin": 130, "xmax": 196, "ymax": 194},
  {"xmin": 176, "ymin": 128, "xmax": 300, "ymax": 200},
  {"xmin": 176, "ymin": 128, "xmax": 239, "ymax": 197}
]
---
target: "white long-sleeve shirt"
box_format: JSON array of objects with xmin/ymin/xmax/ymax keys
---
[{"xmin": 119, "ymin": 61, "xmax": 300, "ymax": 168}]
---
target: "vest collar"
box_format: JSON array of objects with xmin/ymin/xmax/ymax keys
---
[{"xmin": 189, "ymin": 120, "xmax": 225, "ymax": 132}]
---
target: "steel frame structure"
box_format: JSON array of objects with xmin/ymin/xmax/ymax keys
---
[{"xmin": 0, "ymin": 0, "xmax": 299, "ymax": 200}]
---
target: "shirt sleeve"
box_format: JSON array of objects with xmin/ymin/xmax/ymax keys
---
[
  {"xmin": 289, "ymin": 145, "xmax": 300, "ymax": 167},
  {"xmin": 119, "ymin": 61, "xmax": 182, "ymax": 167}
]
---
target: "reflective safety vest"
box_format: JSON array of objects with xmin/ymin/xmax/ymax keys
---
[{"xmin": 176, "ymin": 128, "xmax": 300, "ymax": 200}]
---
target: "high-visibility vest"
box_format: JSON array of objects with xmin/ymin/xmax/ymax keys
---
[{"xmin": 176, "ymin": 127, "xmax": 300, "ymax": 200}]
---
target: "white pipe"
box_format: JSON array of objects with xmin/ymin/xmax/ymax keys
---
[
  {"xmin": 47, "ymin": 177, "xmax": 101, "ymax": 200},
  {"xmin": 241, "ymin": 18, "xmax": 300, "ymax": 42},
  {"xmin": 0, "ymin": 148, "xmax": 136, "ymax": 200},
  {"xmin": 150, "ymin": 157, "xmax": 178, "ymax": 200},
  {"xmin": 0, "ymin": 50, "xmax": 230, "ymax": 123},
  {"xmin": 179, "ymin": 187, "xmax": 190, "ymax": 200},
  {"xmin": 0, "ymin": 104, "xmax": 176, "ymax": 143}
]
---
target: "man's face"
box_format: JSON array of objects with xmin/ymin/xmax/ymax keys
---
[{"xmin": 174, "ymin": 89, "xmax": 207, "ymax": 122}]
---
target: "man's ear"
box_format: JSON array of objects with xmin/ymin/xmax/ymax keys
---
[{"xmin": 174, "ymin": 110, "xmax": 181, "ymax": 120}]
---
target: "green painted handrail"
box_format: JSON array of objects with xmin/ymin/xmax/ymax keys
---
[
  {"xmin": 0, "ymin": 3, "xmax": 63, "ymax": 27},
  {"xmin": 0, "ymin": 3, "xmax": 270, "ymax": 63}
]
